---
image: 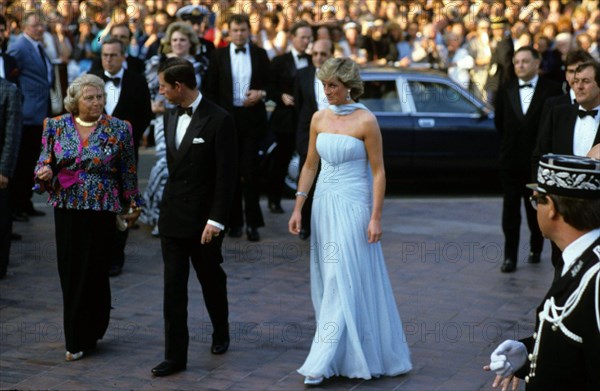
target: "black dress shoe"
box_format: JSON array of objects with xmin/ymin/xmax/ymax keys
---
[
  {"xmin": 268, "ymin": 201, "xmax": 284, "ymax": 214},
  {"xmin": 527, "ymin": 252, "xmax": 541, "ymax": 264},
  {"xmin": 109, "ymin": 265, "xmax": 122, "ymax": 277},
  {"xmin": 246, "ymin": 227, "xmax": 260, "ymax": 242},
  {"xmin": 12, "ymin": 212, "xmax": 29, "ymax": 222},
  {"xmin": 211, "ymin": 338, "xmax": 230, "ymax": 355},
  {"xmin": 299, "ymin": 229, "xmax": 310, "ymax": 240},
  {"xmin": 10, "ymin": 232, "xmax": 22, "ymax": 241},
  {"xmin": 228, "ymin": 226, "xmax": 243, "ymax": 238},
  {"xmin": 151, "ymin": 360, "xmax": 186, "ymax": 377},
  {"xmin": 25, "ymin": 208, "xmax": 46, "ymax": 217},
  {"xmin": 501, "ymin": 258, "xmax": 517, "ymax": 273}
]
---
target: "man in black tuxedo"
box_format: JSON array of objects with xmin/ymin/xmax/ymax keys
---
[
  {"xmin": 90, "ymin": 24, "xmax": 145, "ymax": 75},
  {"xmin": 266, "ymin": 20, "xmax": 312, "ymax": 214},
  {"xmin": 494, "ymin": 46, "xmax": 562, "ymax": 273},
  {"xmin": 0, "ymin": 15, "xmax": 18, "ymax": 85},
  {"xmin": 485, "ymin": 154, "xmax": 600, "ymax": 391},
  {"xmin": 542, "ymin": 50, "xmax": 594, "ymax": 112},
  {"xmin": 203, "ymin": 14, "xmax": 270, "ymax": 242},
  {"xmin": 151, "ymin": 57, "xmax": 237, "ymax": 377},
  {"xmin": 485, "ymin": 17, "xmax": 515, "ymax": 105},
  {"xmin": 293, "ymin": 39, "xmax": 333, "ymax": 240},
  {"xmin": 89, "ymin": 38, "xmax": 153, "ymax": 276}
]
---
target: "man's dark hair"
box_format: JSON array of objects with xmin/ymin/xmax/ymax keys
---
[
  {"xmin": 228, "ymin": 14, "xmax": 250, "ymax": 29},
  {"xmin": 550, "ymin": 195, "xmax": 600, "ymax": 231},
  {"xmin": 514, "ymin": 45, "xmax": 540, "ymax": 60},
  {"xmin": 109, "ymin": 23, "xmax": 132, "ymax": 39},
  {"xmin": 575, "ymin": 61, "xmax": 600, "ymax": 86},
  {"xmin": 158, "ymin": 57, "xmax": 197, "ymax": 89},
  {"xmin": 102, "ymin": 37, "xmax": 125, "ymax": 54},
  {"xmin": 290, "ymin": 20, "xmax": 311, "ymax": 36},
  {"xmin": 565, "ymin": 49, "xmax": 594, "ymax": 66}
]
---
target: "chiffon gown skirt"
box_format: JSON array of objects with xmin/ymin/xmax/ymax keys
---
[{"xmin": 298, "ymin": 133, "xmax": 412, "ymax": 380}]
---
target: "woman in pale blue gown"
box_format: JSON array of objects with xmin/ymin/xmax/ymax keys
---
[{"xmin": 288, "ymin": 58, "xmax": 412, "ymax": 386}]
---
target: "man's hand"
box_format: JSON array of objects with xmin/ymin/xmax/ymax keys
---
[
  {"xmin": 243, "ymin": 89, "xmax": 264, "ymax": 107},
  {"xmin": 483, "ymin": 340, "xmax": 526, "ymax": 390},
  {"xmin": 36, "ymin": 165, "xmax": 53, "ymax": 182},
  {"xmin": 587, "ymin": 143, "xmax": 600, "ymax": 160},
  {"xmin": 201, "ymin": 224, "xmax": 222, "ymax": 245},
  {"xmin": 0, "ymin": 174, "xmax": 8, "ymax": 190},
  {"xmin": 281, "ymin": 93, "xmax": 295, "ymax": 106}
]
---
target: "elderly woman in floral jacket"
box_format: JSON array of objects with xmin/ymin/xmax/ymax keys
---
[{"xmin": 34, "ymin": 74, "xmax": 142, "ymax": 362}]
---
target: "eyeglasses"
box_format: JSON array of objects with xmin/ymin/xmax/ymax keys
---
[{"xmin": 529, "ymin": 193, "xmax": 548, "ymax": 210}]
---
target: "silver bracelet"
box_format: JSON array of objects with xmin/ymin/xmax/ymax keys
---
[{"xmin": 295, "ymin": 191, "xmax": 308, "ymax": 198}]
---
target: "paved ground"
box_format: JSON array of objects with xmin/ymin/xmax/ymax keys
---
[{"xmin": 1, "ymin": 149, "xmax": 554, "ymax": 390}]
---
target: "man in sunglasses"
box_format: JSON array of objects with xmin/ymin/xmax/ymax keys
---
[{"xmin": 485, "ymin": 153, "xmax": 600, "ymax": 391}]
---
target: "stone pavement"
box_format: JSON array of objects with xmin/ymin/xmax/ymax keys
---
[{"xmin": 1, "ymin": 151, "xmax": 554, "ymax": 390}]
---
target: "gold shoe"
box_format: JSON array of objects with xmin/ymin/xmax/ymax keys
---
[{"xmin": 65, "ymin": 351, "xmax": 84, "ymax": 361}]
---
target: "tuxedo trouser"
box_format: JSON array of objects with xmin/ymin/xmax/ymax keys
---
[
  {"xmin": 298, "ymin": 154, "xmax": 321, "ymax": 234},
  {"xmin": 54, "ymin": 208, "xmax": 114, "ymax": 352},
  {"xmin": 230, "ymin": 107, "xmax": 265, "ymax": 229},
  {"xmin": 11, "ymin": 125, "xmax": 43, "ymax": 212},
  {"xmin": 500, "ymin": 169, "xmax": 544, "ymax": 262},
  {"xmin": 0, "ymin": 187, "xmax": 12, "ymax": 276},
  {"xmin": 160, "ymin": 235, "xmax": 229, "ymax": 364},
  {"xmin": 267, "ymin": 132, "xmax": 295, "ymax": 204}
]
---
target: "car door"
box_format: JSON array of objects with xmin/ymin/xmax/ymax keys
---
[
  {"xmin": 360, "ymin": 75, "xmax": 414, "ymax": 179},
  {"xmin": 404, "ymin": 77, "xmax": 499, "ymax": 171}
]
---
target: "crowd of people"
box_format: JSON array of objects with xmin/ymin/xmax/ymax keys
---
[{"xmin": 1, "ymin": 0, "xmax": 599, "ymax": 389}]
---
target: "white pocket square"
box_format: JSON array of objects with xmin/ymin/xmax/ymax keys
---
[{"xmin": 192, "ymin": 137, "xmax": 205, "ymax": 144}]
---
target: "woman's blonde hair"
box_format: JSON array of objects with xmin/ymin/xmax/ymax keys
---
[
  {"xmin": 317, "ymin": 58, "xmax": 364, "ymax": 100},
  {"xmin": 161, "ymin": 21, "xmax": 199, "ymax": 55},
  {"xmin": 63, "ymin": 74, "xmax": 105, "ymax": 115}
]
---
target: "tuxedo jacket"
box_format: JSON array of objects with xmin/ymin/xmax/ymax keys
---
[
  {"xmin": 515, "ymin": 236, "xmax": 600, "ymax": 390},
  {"xmin": 268, "ymin": 52, "xmax": 311, "ymax": 135},
  {"xmin": 0, "ymin": 78, "xmax": 22, "ymax": 178},
  {"xmin": 1, "ymin": 52, "xmax": 19, "ymax": 85},
  {"xmin": 158, "ymin": 97, "xmax": 237, "ymax": 238},
  {"xmin": 89, "ymin": 68, "xmax": 153, "ymax": 148},
  {"xmin": 7, "ymin": 35, "xmax": 52, "ymax": 125},
  {"xmin": 293, "ymin": 66, "xmax": 318, "ymax": 155},
  {"xmin": 202, "ymin": 43, "xmax": 270, "ymax": 138},
  {"xmin": 494, "ymin": 77, "xmax": 562, "ymax": 171},
  {"xmin": 533, "ymin": 103, "xmax": 600, "ymax": 177}
]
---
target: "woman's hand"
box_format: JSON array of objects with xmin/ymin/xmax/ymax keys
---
[
  {"xmin": 367, "ymin": 218, "xmax": 382, "ymax": 243},
  {"xmin": 121, "ymin": 208, "xmax": 141, "ymax": 228},
  {"xmin": 288, "ymin": 210, "xmax": 302, "ymax": 235},
  {"xmin": 36, "ymin": 165, "xmax": 53, "ymax": 182}
]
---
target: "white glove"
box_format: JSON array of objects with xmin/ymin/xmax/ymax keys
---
[{"xmin": 488, "ymin": 339, "xmax": 527, "ymax": 377}]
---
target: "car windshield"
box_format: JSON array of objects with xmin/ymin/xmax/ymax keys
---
[
  {"xmin": 407, "ymin": 81, "xmax": 479, "ymax": 114},
  {"xmin": 361, "ymin": 80, "xmax": 401, "ymax": 112}
]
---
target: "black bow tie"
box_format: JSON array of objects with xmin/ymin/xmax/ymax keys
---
[
  {"xmin": 577, "ymin": 109, "xmax": 598, "ymax": 119},
  {"xmin": 177, "ymin": 106, "xmax": 193, "ymax": 116},
  {"xmin": 103, "ymin": 75, "xmax": 121, "ymax": 87},
  {"xmin": 297, "ymin": 53, "xmax": 310, "ymax": 60},
  {"xmin": 519, "ymin": 83, "xmax": 533, "ymax": 89},
  {"xmin": 234, "ymin": 46, "xmax": 246, "ymax": 54}
]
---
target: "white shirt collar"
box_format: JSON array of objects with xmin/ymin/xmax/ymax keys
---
[
  {"xmin": 291, "ymin": 47, "xmax": 304, "ymax": 59},
  {"xmin": 104, "ymin": 67, "xmax": 124, "ymax": 79},
  {"xmin": 577, "ymin": 103, "xmax": 600, "ymax": 114},
  {"xmin": 561, "ymin": 228, "xmax": 600, "ymax": 276},
  {"xmin": 519, "ymin": 74, "xmax": 538, "ymax": 88},
  {"xmin": 230, "ymin": 42, "xmax": 249, "ymax": 55},
  {"xmin": 569, "ymin": 89, "xmax": 577, "ymax": 104},
  {"xmin": 23, "ymin": 32, "xmax": 42, "ymax": 48},
  {"xmin": 185, "ymin": 91, "xmax": 203, "ymax": 114}
]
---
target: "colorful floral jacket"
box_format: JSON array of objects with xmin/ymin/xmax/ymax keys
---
[{"xmin": 35, "ymin": 113, "xmax": 143, "ymax": 213}]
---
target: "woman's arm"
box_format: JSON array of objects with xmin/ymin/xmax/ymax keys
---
[
  {"xmin": 288, "ymin": 111, "xmax": 322, "ymax": 234},
  {"xmin": 362, "ymin": 111, "xmax": 385, "ymax": 243}
]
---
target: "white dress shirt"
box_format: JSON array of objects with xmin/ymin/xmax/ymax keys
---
[
  {"xmin": 291, "ymin": 47, "xmax": 309, "ymax": 70},
  {"xmin": 518, "ymin": 75, "xmax": 538, "ymax": 115},
  {"xmin": 0, "ymin": 53, "xmax": 5, "ymax": 79},
  {"xmin": 103, "ymin": 68, "xmax": 124, "ymax": 116},
  {"xmin": 561, "ymin": 228, "xmax": 600, "ymax": 276},
  {"xmin": 230, "ymin": 43, "xmax": 251, "ymax": 107},
  {"xmin": 573, "ymin": 104, "xmax": 600, "ymax": 156},
  {"xmin": 314, "ymin": 70, "xmax": 328, "ymax": 111}
]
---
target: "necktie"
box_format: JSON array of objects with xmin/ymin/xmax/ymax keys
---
[
  {"xmin": 103, "ymin": 75, "xmax": 121, "ymax": 87},
  {"xmin": 177, "ymin": 106, "xmax": 193, "ymax": 116},
  {"xmin": 577, "ymin": 109, "xmax": 598, "ymax": 119},
  {"xmin": 234, "ymin": 46, "xmax": 246, "ymax": 54},
  {"xmin": 519, "ymin": 83, "xmax": 533, "ymax": 89},
  {"xmin": 37, "ymin": 44, "xmax": 48, "ymax": 74},
  {"xmin": 297, "ymin": 53, "xmax": 310, "ymax": 60}
]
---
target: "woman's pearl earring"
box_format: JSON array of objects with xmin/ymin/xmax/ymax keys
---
[{"xmin": 346, "ymin": 89, "xmax": 352, "ymax": 101}]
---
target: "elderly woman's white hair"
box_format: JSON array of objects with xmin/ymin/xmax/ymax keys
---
[{"xmin": 63, "ymin": 74, "xmax": 105, "ymax": 115}]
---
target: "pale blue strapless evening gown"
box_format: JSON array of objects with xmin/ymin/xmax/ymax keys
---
[{"xmin": 298, "ymin": 133, "xmax": 412, "ymax": 380}]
